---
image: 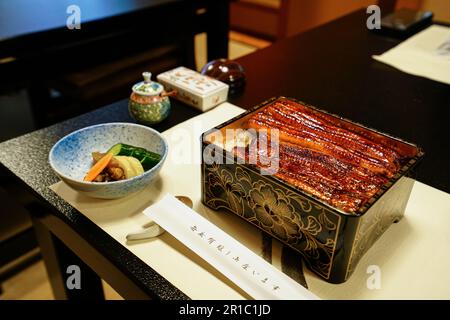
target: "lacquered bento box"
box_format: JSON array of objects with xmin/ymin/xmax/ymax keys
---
[{"xmin": 201, "ymin": 97, "xmax": 424, "ymax": 283}]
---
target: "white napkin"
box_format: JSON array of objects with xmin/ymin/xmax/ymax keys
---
[
  {"xmin": 144, "ymin": 193, "xmax": 319, "ymax": 300},
  {"xmin": 373, "ymin": 25, "xmax": 450, "ymax": 85}
]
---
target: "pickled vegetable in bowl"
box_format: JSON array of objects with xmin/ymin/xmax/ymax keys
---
[
  {"xmin": 84, "ymin": 143, "xmax": 161, "ymax": 182},
  {"xmin": 49, "ymin": 123, "xmax": 168, "ymax": 199}
]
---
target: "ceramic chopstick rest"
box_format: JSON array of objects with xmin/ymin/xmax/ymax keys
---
[{"xmin": 126, "ymin": 223, "xmax": 165, "ymax": 241}]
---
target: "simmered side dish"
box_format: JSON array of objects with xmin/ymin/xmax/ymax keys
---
[{"xmin": 84, "ymin": 143, "xmax": 161, "ymax": 182}]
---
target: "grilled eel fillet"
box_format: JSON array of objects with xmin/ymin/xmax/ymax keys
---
[
  {"xmin": 234, "ymin": 142, "xmax": 389, "ymax": 213},
  {"xmin": 247, "ymin": 101, "xmax": 408, "ymax": 177},
  {"xmin": 239, "ymin": 99, "xmax": 415, "ymax": 213},
  {"xmin": 281, "ymin": 99, "xmax": 418, "ymax": 159}
]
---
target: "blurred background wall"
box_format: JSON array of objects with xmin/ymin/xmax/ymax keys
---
[{"xmin": 231, "ymin": 0, "xmax": 450, "ymax": 41}]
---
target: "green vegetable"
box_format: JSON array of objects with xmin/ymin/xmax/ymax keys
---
[{"xmin": 108, "ymin": 143, "xmax": 161, "ymax": 171}]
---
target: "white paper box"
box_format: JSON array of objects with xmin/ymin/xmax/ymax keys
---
[{"xmin": 157, "ymin": 67, "xmax": 229, "ymax": 112}]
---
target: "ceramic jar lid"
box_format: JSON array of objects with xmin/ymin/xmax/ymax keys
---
[{"xmin": 132, "ymin": 72, "xmax": 164, "ymax": 96}]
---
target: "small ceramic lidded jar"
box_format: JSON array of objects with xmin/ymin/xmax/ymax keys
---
[{"xmin": 129, "ymin": 72, "xmax": 171, "ymax": 125}]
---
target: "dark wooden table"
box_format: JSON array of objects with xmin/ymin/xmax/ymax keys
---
[
  {"xmin": 0, "ymin": 9, "xmax": 448, "ymax": 300},
  {"xmin": 0, "ymin": 0, "xmax": 229, "ymax": 91},
  {"xmin": 231, "ymin": 10, "xmax": 450, "ymax": 194}
]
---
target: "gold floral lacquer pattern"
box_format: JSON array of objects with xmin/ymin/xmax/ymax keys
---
[
  {"xmin": 203, "ymin": 162, "xmax": 341, "ymax": 279},
  {"xmin": 248, "ymin": 181, "xmax": 301, "ymax": 244}
]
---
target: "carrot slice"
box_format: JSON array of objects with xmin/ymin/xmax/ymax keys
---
[{"xmin": 84, "ymin": 152, "xmax": 113, "ymax": 182}]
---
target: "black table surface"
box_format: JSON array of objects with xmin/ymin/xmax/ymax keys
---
[
  {"xmin": 0, "ymin": 0, "xmax": 180, "ymax": 41},
  {"xmin": 0, "ymin": 0, "xmax": 230, "ymax": 91},
  {"xmin": 230, "ymin": 9, "xmax": 450, "ymax": 194},
  {"xmin": 0, "ymin": 9, "xmax": 448, "ymax": 300},
  {"xmin": 0, "ymin": 99, "xmax": 200, "ymax": 299}
]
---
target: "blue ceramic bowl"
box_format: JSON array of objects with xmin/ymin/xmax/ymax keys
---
[{"xmin": 49, "ymin": 122, "xmax": 168, "ymax": 199}]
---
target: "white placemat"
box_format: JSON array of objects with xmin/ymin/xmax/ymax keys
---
[
  {"xmin": 307, "ymin": 181, "xmax": 450, "ymax": 299},
  {"xmin": 50, "ymin": 102, "xmax": 450, "ymax": 299},
  {"xmin": 373, "ymin": 25, "xmax": 450, "ymax": 85}
]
